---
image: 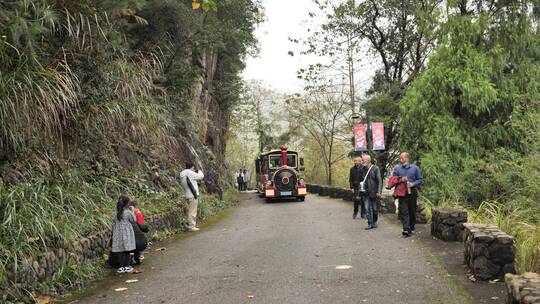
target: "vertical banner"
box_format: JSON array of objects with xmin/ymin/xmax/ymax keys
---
[
  {"xmin": 353, "ymin": 124, "xmax": 367, "ymax": 151},
  {"xmin": 371, "ymin": 122, "xmax": 385, "ymax": 151}
]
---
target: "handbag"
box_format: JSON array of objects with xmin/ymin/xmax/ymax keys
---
[
  {"xmin": 359, "ymin": 165, "xmax": 373, "ymax": 193},
  {"xmin": 186, "ymin": 174, "xmax": 198, "ymax": 199}
]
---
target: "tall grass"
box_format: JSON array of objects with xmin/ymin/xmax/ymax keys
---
[
  {"xmin": 0, "ymin": 170, "xmax": 176, "ymax": 289},
  {"xmin": 0, "ymin": 168, "xmax": 239, "ymax": 296},
  {"xmin": 422, "ymin": 198, "xmax": 540, "ymax": 273}
]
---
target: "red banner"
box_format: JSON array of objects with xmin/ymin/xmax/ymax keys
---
[
  {"xmin": 371, "ymin": 122, "xmax": 385, "ymax": 151},
  {"xmin": 353, "ymin": 124, "xmax": 367, "ymax": 151}
]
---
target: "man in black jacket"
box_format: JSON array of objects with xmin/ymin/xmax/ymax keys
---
[
  {"xmin": 349, "ymin": 157, "xmax": 366, "ymax": 219},
  {"xmin": 361, "ymin": 155, "xmax": 382, "ymax": 229}
]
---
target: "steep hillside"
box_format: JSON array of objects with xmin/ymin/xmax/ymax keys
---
[{"xmin": 0, "ymin": 0, "xmax": 261, "ymax": 298}]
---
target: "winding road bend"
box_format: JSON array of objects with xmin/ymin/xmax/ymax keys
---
[{"xmin": 74, "ymin": 193, "xmax": 472, "ymax": 304}]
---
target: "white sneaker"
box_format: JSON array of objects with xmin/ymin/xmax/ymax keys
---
[
  {"xmin": 117, "ymin": 267, "xmax": 126, "ymax": 274},
  {"xmin": 188, "ymin": 227, "xmax": 200, "ymax": 232},
  {"xmin": 124, "ymin": 266, "xmax": 134, "ymax": 273}
]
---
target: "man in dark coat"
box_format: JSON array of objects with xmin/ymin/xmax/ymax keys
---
[
  {"xmin": 361, "ymin": 155, "xmax": 382, "ymax": 230},
  {"xmin": 237, "ymin": 170, "xmax": 244, "ymax": 191},
  {"xmin": 349, "ymin": 157, "xmax": 366, "ymax": 219}
]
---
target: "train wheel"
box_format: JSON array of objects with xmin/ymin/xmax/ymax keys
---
[
  {"xmin": 298, "ymin": 197, "xmax": 305, "ymax": 202},
  {"xmin": 265, "ymin": 197, "xmax": 273, "ymax": 203}
]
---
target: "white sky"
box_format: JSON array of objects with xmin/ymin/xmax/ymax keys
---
[{"xmin": 243, "ymin": 0, "xmax": 379, "ymax": 96}]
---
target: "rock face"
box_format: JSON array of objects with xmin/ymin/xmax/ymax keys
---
[
  {"xmin": 505, "ymin": 272, "xmax": 540, "ymax": 304},
  {"xmin": 463, "ymin": 223, "xmax": 517, "ymax": 280},
  {"xmin": 431, "ymin": 208, "xmax": 468, "ymax": 241}
]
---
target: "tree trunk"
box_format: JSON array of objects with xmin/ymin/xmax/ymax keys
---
[{"xmin": 327, "ymin": 162, "xmax": 333, "ymax": 186}]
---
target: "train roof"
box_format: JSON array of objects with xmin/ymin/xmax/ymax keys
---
[{"xmin": 259, "ymin": 149, "xmax": 298, "ymax": 156}]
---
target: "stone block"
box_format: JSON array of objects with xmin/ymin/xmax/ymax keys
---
[
  {"xmin": 505, "ymin": 272, "xmax": 540, "ymax": 304},
  {"xmin": 431, "ymin": 208, "xmax": 468, "ymax": 241},
  {"xmin": 464, "ymin": 223, "xmax": 516, "ymax": 281}
]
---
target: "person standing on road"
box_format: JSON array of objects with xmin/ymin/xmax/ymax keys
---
[
  {"xmin": 243, "ymin": 168, "xmax": 249, "ymax": 190},
  {"xmin": 361, "ymin": 155, "xmax": 382, "ymax": 230},
  {"xmin": 393, "ymin": 152, "xmax": 423, "ymax": 237},
  {"xmin": 237, "ymin": 169, "xmax": 244, "ymax": 191},
  {"xmin": 349, "ymin": 156, "xmax": 366, "ymax": 219},
  {"xmin": 180, "ymin": 162, "xmax": 205, "ymax": 232}
]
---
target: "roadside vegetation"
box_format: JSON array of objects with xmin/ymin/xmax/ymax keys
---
[
  {"xmin": 0, "ymin": 168, "xmax": 239, "ymax": 298},
  {"xmin": 0, "ymin": 0, "xmax": 261, "ymax": 300}
]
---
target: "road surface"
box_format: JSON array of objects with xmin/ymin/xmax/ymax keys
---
[{"xmin": 73, "ymin": 193, "xmax": 472, "ymax": 304}]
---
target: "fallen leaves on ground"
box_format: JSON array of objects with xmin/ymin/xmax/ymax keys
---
[
  {"xmin": 132, "ymin": 268, "xmax": 143, "ymax": 274},
  {"xmin": 125, "ymin": 279, "xmax": 139, "ymax": 283},
  {"xmin": 335, "ymin": 265, "xmax": 352, "ymax": 270},
  {"xmin": 467, "ymin": 274, "xmax": 477, "ymax": 282},
  {"xmin": 114, "ymin": 287, "xmax": 128, "ymax": 292},
  {"xmin": 154, "ymin": 247, "xmax": 166, "ymax": 251},
  {"xmin": 247, "ymin": 295, "xmax": 254, "ymax": 299}
]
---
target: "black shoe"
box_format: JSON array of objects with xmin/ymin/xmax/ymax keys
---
[
  {"xmin": 365, "ymin": 225, "xmax": 374, "ymax": 230},
  {"xmin": 372, "ymin": 223, "xmax": 378, "ymax": 228},
  {"xmin": 402, "ymin": 230, "xmax": 411, "ymax": 237},
  {"xmin": 353, "ymin": 213, "xmax": 357, "ymax": 219}
]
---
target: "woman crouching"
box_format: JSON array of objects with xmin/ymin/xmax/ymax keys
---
[{"xmin": 111, "ymin": 195, "xmax": 136, "ymax": 274}]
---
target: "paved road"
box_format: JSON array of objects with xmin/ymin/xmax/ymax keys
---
[{"xmin": 73, "ymin": 193, "xmax": 471, "ymax": 304}]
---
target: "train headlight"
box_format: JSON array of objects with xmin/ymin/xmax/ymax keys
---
[
  {"xmin": 265, "ymin": 189, "xmax": 275, "ymax": 197},
  {"xmin": 266, "ymin": 180, "xmax": 273, "ymax": 186}
]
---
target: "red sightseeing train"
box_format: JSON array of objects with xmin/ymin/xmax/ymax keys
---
[{"xmin": 255, "ymin": 145, "xmax": 307, "ymax": 202}]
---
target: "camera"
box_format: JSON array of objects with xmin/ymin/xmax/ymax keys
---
[{"xmin": 359, "ymin": 181, "xmax": 366, "ymax": 192}]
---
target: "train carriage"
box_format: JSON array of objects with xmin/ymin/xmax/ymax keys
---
[{"xmin": 255, "ymin": 145, "xmax": 307, "ymax": 202}]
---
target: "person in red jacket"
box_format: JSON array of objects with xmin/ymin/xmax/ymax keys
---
[
  {"xmin": 129, "ymin": 200, "xmax": 146, "ymax": 260},
  {"xmin": 130, "ymin": 200, "xmax": 145, "ymax": 225},
  {"xmin": 387, "ymin": 176, "xmax": 408, "ymax": 198}
]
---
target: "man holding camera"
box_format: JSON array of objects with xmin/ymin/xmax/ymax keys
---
[
  {"xmin": 361, "ymin": 155, "xmax": 382, "ymax": 230},
  {"xmin": 180, "ymin": 161, "xmax": 205, "ymax": 232}
]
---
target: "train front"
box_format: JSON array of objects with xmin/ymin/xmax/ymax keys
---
[{"xmin": 264, "ymin": 145, "xmax": 307, "ymax": 201}]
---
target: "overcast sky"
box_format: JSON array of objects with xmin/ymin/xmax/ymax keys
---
[{"xmin": 243, "ymin": 0, "xmax": 378, "ymax": 96}]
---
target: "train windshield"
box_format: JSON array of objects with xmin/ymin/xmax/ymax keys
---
[{"xmin": 269, "ymin": 155, "xmax": 297, "ymax": 168}]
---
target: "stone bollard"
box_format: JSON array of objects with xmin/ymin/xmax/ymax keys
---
[
  {"xmin": 431, "ymin": 208, "xmax": 468, "ymax": 241},
  {"xmin": 329, "ymin": 187, "xmax": 340, "ymax": 198},
  {"xmin": 319, "ymin": 186, "xmax": 330, "ymax": 196},
  {"xmin": 342, "ymin": 189, "xmax": 353, "ymax": 201},
  {"xmin": 416, "ymin": 203, "xmax": 428, "ymax": 224},
  {"xmin": 379, "ymin": 197, "xmax": 396, "ymax": 214},
  {"xmin": 463, "ymin": 223, "xmax": 516, "ymax": 280},
  {"xmin": 505, "ymin": 272, "xmax": 540, "ymax": 304}
]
